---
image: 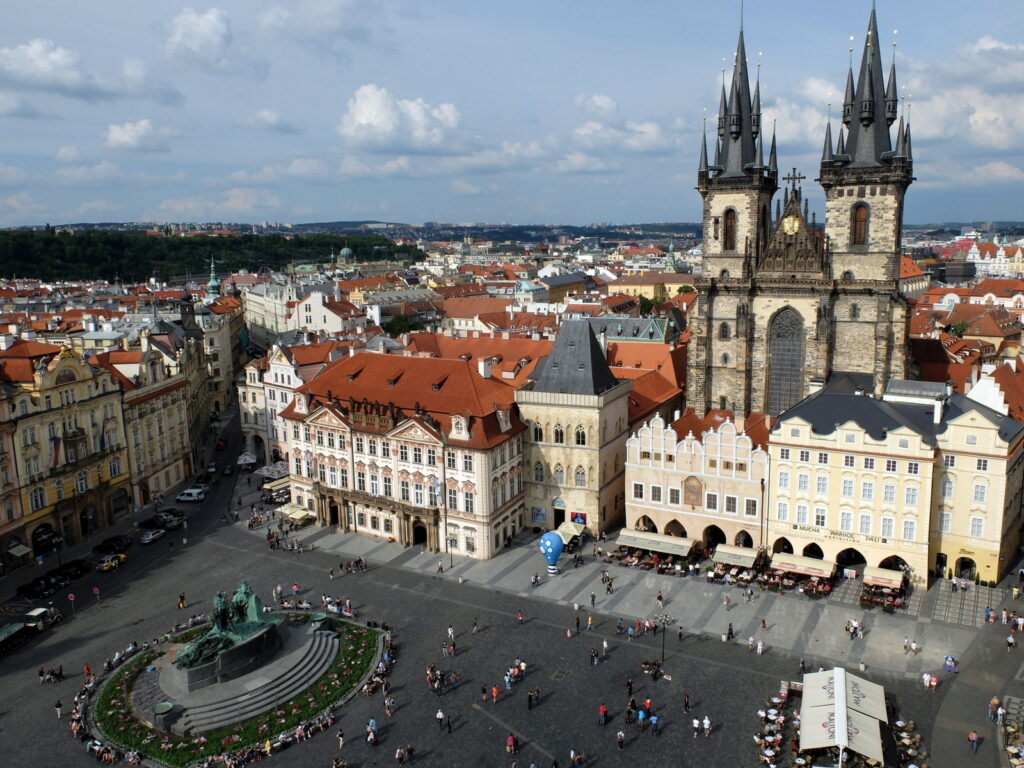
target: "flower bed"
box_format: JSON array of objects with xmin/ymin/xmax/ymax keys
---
[{"xmin": 92, "ymin": 620, "xmax": 379, "ymax": 768}]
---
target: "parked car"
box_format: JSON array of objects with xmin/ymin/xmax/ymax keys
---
[
  {"xmin": 138, "ymin": 517, "xmax": 163, "ymax": 530},
  {"xmin": 139, "ymin": 528, "xmax": 165, "ymax": 544},
  {"xmin": 43, "ymin": 569, "xmax": 71, "ymax": 589},
  {"xmin": 93, "ymin": 534, "xmax": 132, "ymax": 555},
  {"xmin": 222, "ymin": 465, "xmax": 234, "ymax": 476},
  {"xmin": 206, "ymin": 464, "xmax": 217, "ymax": 474},
  {"xmin": 16, "ymin": 579, "xmax": 57, "ymax": 599},
  {"xmin": 159, "ymin": 507, "xmax": 185, "ymax": 519},
  {"xmin": 58, "ymin": 559, "xmax": 92, "ymax": 579},
  {"xmin": 194, "ymin": 473, "xmax": 213, "ymax": 488},
  {"xmin": 96, "ymin": 553, "xmax": 127, "ymax": 572},
  {"xmin": 156, "ymin": 514, "xmax": 183, "ymax": 531},
  {"xmin": 176, "ymin": 488, "xmax": 207, "ymax": 503}
]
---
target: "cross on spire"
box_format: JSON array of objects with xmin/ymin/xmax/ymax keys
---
[{"xmin": 782, "ymin": 168, "xmax": 806, "ymax": 185}]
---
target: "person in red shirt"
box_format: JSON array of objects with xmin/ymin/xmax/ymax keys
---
[{"xmin": 598, "ymin": 703, "xmax": 607, "ymax": 725}]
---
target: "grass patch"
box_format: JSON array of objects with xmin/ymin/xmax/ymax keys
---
[{"xmin": 93, "ymin": 620, "xmax": 379, "ymax": 767}]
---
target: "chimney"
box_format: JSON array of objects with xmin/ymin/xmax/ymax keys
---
[
  {"xmin": 0, "ymin": 333, "xmax": 14, "ymax": 351},
  {"xmin": 933, "ymin": 397, "xmax": 944, "ymax": 425},
  {"xmin": 477, "ymin": 358, "xmax": 492, "ymax": 379},
  {"xmin": 673, "ymin": 409, "xmax": 680, "ymax": 421},
  {"xmin": 944, "ymin": 380, "xmax": 954, "ymax": 398}
]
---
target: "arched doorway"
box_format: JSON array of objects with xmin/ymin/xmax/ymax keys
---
[
  {"xmin": 412, "ymin": 520, "xmax": 428, "ymax": 546},
  {"xmin": 253, "ymin": 435, "xmax": 266, "ymax": 465},
  {"xmin": 31, "ymin": 523, "xmax": 58, "ymax": 555},
  {"xmin": 882, "ymin": 555, "xmax": 912, "ymax": 574},
  {"xmin": 772, "ymin": 537, "xmax": 793, "ymax": 554},
  {"xmin": 664, "ymin": 520, "xmax": 687, "ymax": 538},
  {"xmin": 836, "ymin": 548, "xmax": 866, "ymax": 567},
  {"xmin": 552, "ymin": 498, "xmax": 566, "ymax": 528},
  {"xmin": 328, "ymin": 502, "xmax": 339, "ymax": 527},
  {"xmin": 802, "ymin": 542, "xmax": 824, "ymax": 560},
  {"xmin": 734, "ymin": 530, "xmax": 753, "ymax": 548},
  {"xmin": 766, "ymin": 307, "xmax": 805, "ymax": 416},
  {"xmin": 635, "ymin": 516, "xmax": 656, "ymax": 533},
  {"xmin": 935, "ymin": 552, "xmax": 948, "ymax": 579},
  {"xmin": 703, "ymin": 525, "xmax": 726, "ymax": 549}
]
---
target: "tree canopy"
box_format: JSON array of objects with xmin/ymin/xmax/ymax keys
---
[{"xmin": 0, "ymin": 230, "xmax": 424, "ymax": 282}]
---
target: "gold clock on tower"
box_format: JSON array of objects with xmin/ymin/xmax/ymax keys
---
[{"xmin": 782, "ymin": 215, "xmax": 800, "ymax": 235}]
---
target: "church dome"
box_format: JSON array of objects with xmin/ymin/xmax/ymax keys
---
[{"xmin": 339, "ymin": 247, "xmax": 354, "ymax": 258}]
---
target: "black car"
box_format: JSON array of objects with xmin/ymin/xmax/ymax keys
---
[
  {"xmin": 16, "ymin": 579, "xmax": 57, "ymax": 599},
  {"xmin": 93, "ymin": 534, "xmax": 132, "ymax": 555},
  {"xmin": 59, "ymin": 559, "xmax": 92, "ymax": 579},
  {"xmin": 43, "ymin": 569, "xmax": 71, "ymax": 589},
  {"xmin": 156, "ymin": 514, "xmax": 183, "ymax": 531},
  {"xmin": 159, "ymin": 507, "xmax": 185, "ymax": 519},
  {"xmin": 138, "ymin": 517, "xmax": 163, "ymax": 530}
]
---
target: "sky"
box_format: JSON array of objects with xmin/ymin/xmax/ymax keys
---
[{"xmin": 0, "ymin": 0, "xmax": 1022, "ymax": 227}]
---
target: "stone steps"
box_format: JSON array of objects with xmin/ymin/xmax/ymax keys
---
[{"xmin": 177, "ymin": 630, "xmax": 339, "ymax": 734}]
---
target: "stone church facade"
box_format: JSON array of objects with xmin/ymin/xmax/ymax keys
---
[{"xmin": 687, "ymin": 9, "xmax": 913, "ymax": 417}]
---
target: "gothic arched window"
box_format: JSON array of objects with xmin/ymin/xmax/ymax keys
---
[
  {"xmin": 553, "ymin": 464, "xmax": 565, "ymax": 484},
  {"xmin": 575, "ymin": 466, "xmax": 586, "ymax": 487},
  {"xmin": 574, "ymin": 426, "xmax": 586, "ymax": 446},
  {"xmin": 851, "ymin": 204, "xmax": 869, "ymax": 246},
  {"xmin": 719, "ymin": 322, "xmax": 730, "ymax": 340},
  {"xmin": 766, "ymin": 307, "xmax": 805, "ymax": 416},
  {"xmin": 554, "ymin": 424, "xmax": 564, "ymax": 444},
  {"xmin": 533, "ymin": 462, "xmax": 544, "ymax": 482},
  {"xmin": 533, "ymin": 423, "xmax": 543, "ymax": 442},
  {"xmin": 850, "ymin": 303, "xmax": 860, "ymax": 320},
  {"xmin": 723, "ymin": 209, "xmax": 737, "ymax": 251}
]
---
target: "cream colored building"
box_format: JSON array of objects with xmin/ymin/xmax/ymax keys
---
[
  {"xmin": 768, "ymin": 377, "xmax": 1024, "ymax": 586},
  {"xmin": 517, "ymin": 321, "xmax": 631, "ymax": 535},
  {"xmin": 0, "ymin": 335, "xmax": 131, "ymax": 558},
  {"xmin": 242, "ymin": 282, "xmax": 301, "ymax": 351},
  {"xmin": 239, "ymin": 357, "xmax": 269, "ymax": 464},
  {"xmin": 625, "ymin": 412, "xmax": 770, "ymax": 551}
]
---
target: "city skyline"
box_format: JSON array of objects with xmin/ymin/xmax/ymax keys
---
[{"xmin": 0, "ymin": 0, "xmax": 1022, "ymax": 227}]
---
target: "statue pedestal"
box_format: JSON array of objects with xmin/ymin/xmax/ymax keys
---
[{"xmin": 169, "ymin": 623, "xmax": 281, "ymax": 692}]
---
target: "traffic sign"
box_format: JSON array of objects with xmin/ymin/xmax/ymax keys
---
[
  {"xmin": 92, "ymin": 587, "xmax": 100, "ymax": 595},
  {"xmin": 68, "ymin": 593, "xmax": 75, "ymax": 601}
]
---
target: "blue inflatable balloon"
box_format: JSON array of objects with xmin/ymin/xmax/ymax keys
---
[{"xmin": 539, "ymin": 532, "xmax": 564, "ymax": 567}]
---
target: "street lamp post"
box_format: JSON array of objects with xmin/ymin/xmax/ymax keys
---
[{"xmin": 656, "ymin": 612, "xmax": 675, "ymax": 663}]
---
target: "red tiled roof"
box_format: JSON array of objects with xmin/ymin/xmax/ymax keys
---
[
  {"xmin": 0, "ymin": 338, "xmax": 63, "ymax": 358},
  {"xmin": 900, "ymin": 255, "xmax": 926, "ymax": 279},
  {"xmin": 991, "ymin": 360, "xmax": 1024, "ymax": 424}
]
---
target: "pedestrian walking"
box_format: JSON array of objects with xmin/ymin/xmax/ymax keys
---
[
  {"xmin": 616, "ymin": 730, "xmax": 625, "ymax": 750},
  {"xmin": 922, "ymin": 672, "xmax": 930, "ymax": 690},
  {"xmin": 586, "ymin": 615, "xmax": 594, "ymax": 632},
  {"xmin": 178, "ymin": 592, "xmax": 186, "ymax": 609},
  {"xmin": 395, "ymin": 747, "xmax": 406, "ymax": 765},
  {"xmin": 472, "ymin": 617, "xmax": 479, "ymax": 634},
  {"xmin": 650, "ymin": 713, "xmax": 659, "ymax": 736},
  {"xmin": 656, "ymin": 590, "xmax": 664, "ymax": 610},
  {"xmin": 447, "ymin": 625, "xmax": 455, "ymax": 640},
  {"xmin": 760, "ymin": 618, "xmax": 768, "ymax": 632},
  {"xmin": 591, "ymin": 592, "xmax": 596, "ymax": 608},
  {"xmin": 703, "ymin": 715, "xmax": 711, "ymax": 738},
  {"xmin": 329, "ymin": 567, "xmax": 334, "ymax": 581},
  {"xmin": 481, "ymin": 687, "xmax": 488, "ymax": 704},
  {"xmin": 83, "ymin": 664, "xmax": 91, "ymax": 678},
  {"xmin": 968, "ymin": 729, "xmax": 979, "ymax": 753},
  {"xmin": 683, "ymin": 693, "xmax": 691, "ymax": 713},
  {"xmin": 799, "ymin": 659, "xmax": 806, "ymax": 674},
  {"xmin": 602, "ymin": 638, "xmax": 608, "ymax": 657},
  {"xmin": 692, "ymin": 717, "xmax": 700, "ymax": 739},
  {"xmin": 492, "ymin": 685, "xmax": 499, "ymax": 704},
  {"xmin": 337, "ymin": 729, "xmax": 345, "ymax": 749},
  {"xmin": 598, "ymin": 703, "xmax": 607, "ymax": 725},
  {"xmin": 575, "ymin": 616, "xmax": 580, "ymax": 634},
  {"xmin": 903, "ymin": 636, "xmax": 910, "ymax": 653},
  {"xmin": 517, "ymin": 610, "xmax": 524, "ymax": 625},
  {"xmin": 406, "ymin": 744, "xmax": 415, "ymax": 763},
  {"xmin": 727, "ymin": 623, "xmax": 735, "ymax": 641},
  {"xmin": 1008, "ymin": 633, "xmax": 1016, "ymax": 652},
  {"xmin": 446, "ymin": 716, "xmax": 452, "ymax": 733},
  {"xmin": 910, "ymin": 640, "xmax": 919, "ymax": 655},
  {"xmin": 435, "ymin": 709, "xmax": 444, "ymax": 729},
  {"xmin": 756, "ymin": 640, "xmax": 764, "ymax": 656},
  {"xmin": 54, "ymin": 700, "xmax": 62, "ymax": 719},
  {"xmin": 626, "ymin": 678, "xmax": 633, "ymax": 697}
]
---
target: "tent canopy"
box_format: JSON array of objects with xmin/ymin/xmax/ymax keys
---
[
  {"xmin": 800, "ymin": 667, "xmax": 886, "ymax": 763},
  {"xmin": 770, "ymin": 553, "xmax": 836, "ymax": 578},
  {"xmin": 556, "ymin": 521, "xmax": 586, "ymax": 544},
  {"xmin": 237, "ymin": 451, "xmax": 257, "ymax": 465},
  {"xmin": 712, "ymin": 544, "xmax": 757, "ymax": 568},
  {"xmin": 7, "ymin": 543, "xmax": 31, "ymax": 557},
  {"xmin": 254, "ymin": 461, "xmax": 289, "ymax": 479},
  {"xmin": 262, "ymin": 476, "xmax": 290, "ymax": 491},
  {"xmin": 862, "ymin": 566, "xmax": 905, "ymax": 588},
  {"xmin": 615, "ymin": 529, "xmax": 695, "ymax": 557}
]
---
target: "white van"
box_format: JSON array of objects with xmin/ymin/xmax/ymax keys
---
[{"xmin": 176, "ymin": 488, "xmax": 207, "ymax": 503}]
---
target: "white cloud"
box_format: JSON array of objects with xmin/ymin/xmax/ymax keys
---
[
  {"xmin": 0, "ymin": 91, "xmax": 45, "ymax": 118},
  {"xmin": 438, "ymin": 141, "xmax": 548, "ymax": 174},
  {"xmin": 451, "ymin": 179, "xmax": 480, "ymax": 195},
  {"xmin": 156, "ymin": 187, "xmax": 281, "ymax": 220},
  {"xmin": 574, "ymin": 93, "xmax": 618, "ymax": 118},
  {"xmin": 573, "ymin": 119, "xmax": 675, "ymax": 154},
  {"xmin": 55, "ymin": 161, "xmax": 122, "ymax": 185},
  {"xmin": 339, "ymin": 84, "xmax": 462, "ymax": 153},
  {"xmin": 105, "ymin": 119, "xmax": 177, "ymax": 152},
  {"xmin": 165, "ymin": 7, "xmax": 263, "ymax": 76},
  {"xmin": 284, "ymin": 158, "xmax": 327, "ymax": 178},
  {"xmin": 555, "ymin": 152, "xmax": 616, "ymax": 174},
  {"xmin": 0, "ymin": 39, "xmax": 181, "ymax": 104},
  {"xmin": 77, "ymin": 199, "xmax": 122, "ymax": 216},
  {"xmin": 0, "ymin": 192, "xmax": 44, "ymax": 224},
  {"xmin": 55, "ymin": 145, "xmax": 79, "ymax": 162},
  {"xmin": 247, "ymin": 109, "xmax": 300, "ymax": 134},
  {"xmin": 259, "ymin": 0, "xmax": 382, "ymax": 52},
  {"xmin": 968, "ymin": 161, "xmax": 1024, "ymax": 183},
  {"xmin": 0, "ymin": 164, "xmax": 27, "ymax": 185},
  {"xmin": 338, "ymin": 154, "xmax": 414, "ymax": 177}
]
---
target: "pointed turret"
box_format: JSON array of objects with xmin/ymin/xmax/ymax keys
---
[
  {"xmin": 713, "ymin": 137, "xmax": 722, "ymax": 168},
  {"xmin": 751, "ymin": 77, "xmax": 762, "ymax": 138},
  {"xmin": 885, "ymin": 59, "xmax": 899, "ymax": 125},
  {"xmin": 843, "ymin": 7, "xmax": 893, "ymax": 167},
  {"xmin": 821, "ymin": 121, "xmax": 834, "ymax": 162},
  {"xmin": 836, "ymin": 127, "xmax": 846, "ymax": 156},
  {"xmin": 768, "ymin": 129, "xmax": 778, "ymax": 174},
  {"xmin": 903, "ymin": 124, "xmax": 913, "ymax": 162},
  {"xmin": 698, "ymin": 131, "xmax": 709, "ymax": 174},
  {"xmin": 842, "ymin": 68, "xmax": 855, "ymax": 125},
  {"xmin": 717, "ymin": 84, "xmax": 728, "ymax": 139},
  {"xmin": 894, "ymin": 116, "xmax": 905, "ymax": 157},
  {"xmin": 755, "ymin": 132, "xmax": 764, "ymax": 169}
]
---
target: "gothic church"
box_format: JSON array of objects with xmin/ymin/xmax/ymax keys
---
[{"xmin": 686, "ymin": 8, "xmax": 913, "ymax": 417}]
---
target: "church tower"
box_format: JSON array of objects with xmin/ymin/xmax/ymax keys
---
[
  {"xmin": 689, "ymin": 28, "xmax": 778, "ymax": 416},
  {"xmin": 687, "ymin": 7, "xmax": 912, "ymax": 417},
  {"xmin": 818, "ymin": 7, "xmax": 912, "ymax": 389}
]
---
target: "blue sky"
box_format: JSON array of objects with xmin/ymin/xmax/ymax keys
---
[{"xmin": 0, "ymin": 0, "xmax": 1022, "ymax": 227}]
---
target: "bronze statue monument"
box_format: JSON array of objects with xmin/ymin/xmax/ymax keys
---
[{"xmin": 175, "ymin": 582, "xmax": 275, "ymax": 669}]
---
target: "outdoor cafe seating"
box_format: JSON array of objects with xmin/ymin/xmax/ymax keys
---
[
  {"xmin": 605, "ymin": 529, "xmax": 699, "ymax": 573},
  {"xmin": 762, "ymin": 553, "xmax": 836, "ymax": 596},
  {"xmin": 710, "ymin": 544, "xmax": 760, "ymax": 584},
  {"xmin": 859, "ymin": 566, "xmax": 907, "ymax": 609}
]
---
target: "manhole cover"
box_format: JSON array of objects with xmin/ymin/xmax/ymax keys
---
[{"xmin": 551, "ymin": 669, "xmax": 570, "ymax": 681}]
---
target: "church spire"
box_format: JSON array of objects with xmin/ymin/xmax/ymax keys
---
[
  {"xmin": 698, "ymin": 129, "xmax": 709, "ymax": 174},
  {"xmin": 717, "ymin": 84, "xmax": 728, "ymax": 139},
  {"xmin": 821, "ymin": 120, "xmax": 834, "ymax": 163},
  {"xmin": 885, "ymin": 58, "xmax": 899, "ymax": 125},
  {"xmin": 836, "ymin": 126, "xmax": 846, "ymax": 156},
  {"xmin": 842, "ymin": 7, "xmax": 894, "ymax": 167},
  {"xmin": 717, "ymin": 29, "xmax": 759, "ymax": 177},
  {"xmin": 768, "ymin": 127, "xmax": 778, "ymax": 174},
  {"xmin": 842, "ymin": 67, "xmax": 855, "ymax": 125},
  {"xmin": 751, "ymin": 75, "xmax": 762, "ymax": 139}
]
